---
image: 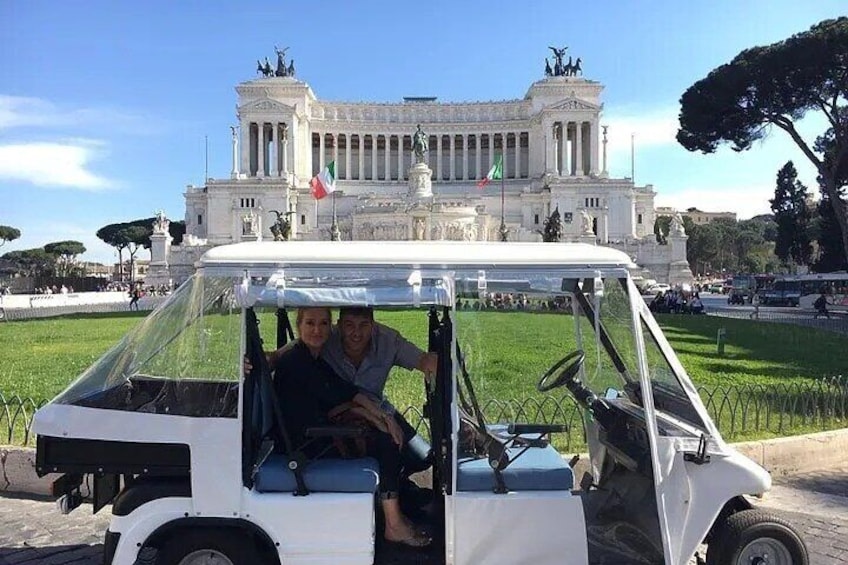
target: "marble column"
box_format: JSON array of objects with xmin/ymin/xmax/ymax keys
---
[
  {"xmin": 358, "ymin": 134, "xmax": 364, "ymax": 180},
  {"xmin": 475, "ymin": 134, "xmax": 481, "ymax": 179},
  {"xmin": 514, "ymin": 132, "xmax": 521, "ymax": 179},
  {"xmin": 344, "ymin": 133, "xmax": 351, "ymax": 180},
  {"xmin": 270, "ymin": 123, "xmax": 279, "ymax": 176},
  {"xmin": 501, "ymin": 132, "xmax": 508, "ymax": 178},
  {"xmin": 449, "ymin": 134, "xmax": 456, "ymax": 180},
  {"xmin": 551, "ymin": 123, "xmax": 559, "ymax": 176},
  {"xmin": 281, "ymin": 126, "xmax": 288, "ymax": 180},
  {"xmin": 462, "ymin": 134, "xmax": 469, "ymax": 180},
  {"xmin": 437, "ymin": 135, "xmax": 443, "ymax": 180},
  {"xmin": 590, "ymin": 121, "xmax": 600, "ymax": 176},
  {"xmin": 258, "ymin": 122, "xmax": 267, "ymax": 177},
  {"xmin": 371, "ymin": 135, "xmax": 378, "ymax": 181},
  {"xmin": 318, "ymin": 131, "xmax": 325, "ymax": 171},
  {"xmin": 384, "ymin": 135, "xmax": 391, "ymax": 180},
  {"xmin": 332, "ymin": 133, "xmax": 339, "ymax": 176},
  {"xmin": 544, "ymin": 122, "xmax": 553, "ymax": 174},
  {"xmin": 575, "ymin": 121, "xmax": 584, "ymax": 176}
]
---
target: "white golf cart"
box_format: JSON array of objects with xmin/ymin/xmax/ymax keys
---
[{"xmin": 33, "ymin": 241, "xmax": 808, "ymax": 565}]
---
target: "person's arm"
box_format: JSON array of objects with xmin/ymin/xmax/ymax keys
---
[
  {"xmin": 352, "ymin": 392, "xmax": 403, "ymax": 446},
  {"xmin": 385, "ymin": 323, "xmax": 438, "ymax": 381}
]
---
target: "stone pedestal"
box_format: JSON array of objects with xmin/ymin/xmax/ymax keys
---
[
  {"xmin": 146, "ymin": 231, "xmax": 173, "ymax": 286},
  {"xmin": 407, "ymin": 162, "xmax": 433, "ymax": 199}
]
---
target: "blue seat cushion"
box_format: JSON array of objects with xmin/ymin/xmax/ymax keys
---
[
  {"xmin": 457, "ymin": 443, "xmax": 574, "ymax": 492},
  {"xmin": 254, "ymin": 454, "xmax": 380, "ymax": 493}
]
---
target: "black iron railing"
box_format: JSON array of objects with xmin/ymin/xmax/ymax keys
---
[{"xmin": 5, "ymin": 377, "xmax": 846, "ymax": 450}]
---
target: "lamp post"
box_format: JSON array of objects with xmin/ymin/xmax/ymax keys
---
[{"xmin": 330, "ymin": 191, "xmax": 340, "ymax": 241}]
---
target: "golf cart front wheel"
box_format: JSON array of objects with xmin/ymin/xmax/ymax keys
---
[
  {"xmin": 156, "ymin": 529, "xmax": 262, "ymax": 565},
  {"xmin": 707, "ymin": 509, "xmax": 808, "ymax": 565}
]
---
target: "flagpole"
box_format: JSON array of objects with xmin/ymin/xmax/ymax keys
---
[
  {"xmin": 498, "ymin": 154, "xmax": 508, "ymax": 242},
  {"xmin": 330, "ymin": 190, "xmax": 340, "ymax": 241}
]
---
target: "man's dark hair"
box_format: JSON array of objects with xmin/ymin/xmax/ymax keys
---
[{"xmin": 339, "ymin": 306, "xmax": 374, "ymax": 320}]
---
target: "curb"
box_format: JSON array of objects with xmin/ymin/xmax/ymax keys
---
[{"xmin": 3, "ymin": 428, "xmax": 848, "ymax": 498}]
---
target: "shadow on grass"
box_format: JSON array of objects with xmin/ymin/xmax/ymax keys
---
[{"xmin": 19, "ymin": 311, "xmax": 151, "ymax": 322}]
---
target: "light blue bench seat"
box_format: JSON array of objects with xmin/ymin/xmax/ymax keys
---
[
  {"xmin": 457, "ymin": 430, "xmax": 574, "ymax": 492},
  {"xmin": 254, "ymin": 454, "xmax": 380, "ymax": 493}
]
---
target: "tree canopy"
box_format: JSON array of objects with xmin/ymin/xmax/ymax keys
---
[
  {"xmin": 0, "ymin": 225, "xmax": 21, "ymax": 247},
  {"xmin": 44, "ymin": 240, "xmax": 87, "ymax": 276},
  {"xmin": 1, "ymin": 248, "xmax": 55, "ymax": 277},
  {"xmin": 770, "ymin": 161, "xmax": 813, "ymax": 269},
  {"xmin": 677, "ymin": 17, "xmax": 848, "ymax": 266},
  {"xmin": 541, "ymin": 207, "xmax": 563, "ymax": 242}
]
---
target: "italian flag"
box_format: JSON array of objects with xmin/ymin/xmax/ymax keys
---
[
  {"xmin": 477, "ymin": 154, "xmax": 502, "ymax": 189},
  {"xmin": 310, "ymin": 161, "xmax": 337, "ymax": 199}
]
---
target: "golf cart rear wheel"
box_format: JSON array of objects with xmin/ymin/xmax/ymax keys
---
[
  {"xmin": 707, "ymin": 509, "xmax": 808, "ymax": 565},
  {"xmin": 156, "ymin": 529, "xmax": 261, "ymax": 565}
]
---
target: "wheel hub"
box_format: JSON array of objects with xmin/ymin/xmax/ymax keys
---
[
  {"xmin": 177, "ymin": 549, "xmax": 235, "ymax": 565},
  {"xmin": 738, "ymin": 537, "xmax": 792, "ymax": 565}
]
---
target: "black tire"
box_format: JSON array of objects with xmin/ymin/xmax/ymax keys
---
[
  {"xmin": 707, "ymin": 509, "xmax": 808, "ymax": 565},
  {"xmin": 155, "ymin": 529, "xmax": 263, "ymax": 565}
]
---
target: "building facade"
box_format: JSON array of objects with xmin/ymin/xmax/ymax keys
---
[
  {"xmin": 149, "ymin": 53, "xmax": 691, "ymax": 285},
  {"xmin": 656, "ymin": 206, "xmax": 737, "ymax": 226}
]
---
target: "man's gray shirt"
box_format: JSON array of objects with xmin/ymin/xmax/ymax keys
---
[{"xmin": 321, "ymin": 322, "xmax": 423, "ymax": 397}]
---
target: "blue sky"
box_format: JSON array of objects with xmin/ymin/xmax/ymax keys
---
[{"xmin": 1, "ymin": 0, "xmax": 845, "ymax": 264}]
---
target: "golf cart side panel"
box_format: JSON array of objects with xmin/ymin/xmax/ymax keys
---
[
  {"xmin": 451, "ymin": 492, "xmax": 588, "ymax": 565},
  {"xmin": 241, "ymin": 489, "xmax": 375, "ymax": 564},
  {"xmin": 33, "ymin": 403, "xmax": 243, "ymax": 516},
  {"xmin": 662, "ymin": 442, "xmax": 771, "ymax": 563},
  {"xmin": 107, "ymin": 498, "xmax": 194, "ymax": 565}
]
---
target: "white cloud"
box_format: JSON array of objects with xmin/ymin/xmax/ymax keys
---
[
  {"xmin": 603, "ymin": 106, "xmax": 679, "ymax": 163},
  {"xmin": 0, "ymin": 141, "xmax": 113, "ymax": 190},
  {"xmin": 0, "ymin": 94, "xmax": 164, "ymax": 135}
]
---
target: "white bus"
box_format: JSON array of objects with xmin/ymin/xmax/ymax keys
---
[{"xmin": 796, "ymin": 272, "xmax": 848, "ymax": 313}]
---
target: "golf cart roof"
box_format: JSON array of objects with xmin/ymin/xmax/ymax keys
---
[{"xmin": 199, "ymin": 241, "xmax": 634, "ymax": 270}]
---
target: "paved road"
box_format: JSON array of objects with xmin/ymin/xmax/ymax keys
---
[{"xmin": 2, "ymin": 465, "xmax": 846, "ymax": 564}]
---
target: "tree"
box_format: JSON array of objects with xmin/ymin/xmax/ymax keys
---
[
  {"xmin": 44, "ymin": 240, "xmax": 87, "ymax": 277},
  {"xmin": 677, "ymin": 17, "xmax": 848, "ymax": 265},
  {"xmin": 541, "ymin": 207, "xmax": 563, "ymax": 242},
  {"xmin": 0, "ymin": 225, "xmax": 21, "ymax": 248},
  {"xmin": 96, "ymin": 223, "xmax": 131, "ymax": 281},
  {"xmin": 770, "ymin": 161, "xmax": 813, "ymax": 269},
  {"xmin": 813, "ymin": 193, "xmax": 848, "ymax": 272},
  {"xmin": 122, "ymin": 225, "xmax": 150, "ymax": 282},
  {"xmin": 1, "ymin": 248, "xmax": 55, "ymax": 277}
]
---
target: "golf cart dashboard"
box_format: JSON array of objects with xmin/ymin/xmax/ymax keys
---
[
  {"xmin": 595, "ymin": 397, "xmax": 694, "ymax": 475},
  {"xmin": 70, "ymin": 376, "xmax": 238, "ymax": 418}
]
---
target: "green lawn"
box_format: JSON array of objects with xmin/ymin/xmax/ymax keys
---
[{"xmin": 1, "ymin": 310, "xmax": 846, "ymax": 447}]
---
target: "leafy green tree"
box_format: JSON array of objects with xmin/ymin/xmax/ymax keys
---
[
  {"xmin": 1, "ymin": 248, "xmax": 55, "ymax": 277},
  {"xmin": 96, "ymin": 223, "xmax": 131, "ymax": 281},
  {"xmin": 677, "ymin": 17, "xmax": 848, "ymax": 265},
  {"xmin": 541, "ymin": 207, "xmax": 563, "ymax": 242},
  {"xmin": 813, "ymin": 193, "xmax": 848, "ymax": 272},
  {"xmin": 770, "ymin": 161, "xmax": 813, "ymax": 269},
  {"xmin": 122, "ymin": 225, "xmax": 150, "ymax": 282},
  {"xmin": 44, "ymin": 240, "xmax": 87, "ymax": 277},
  {"xmin": 0, "ymin": 225, "xmax": 21, "ymax": 248}
]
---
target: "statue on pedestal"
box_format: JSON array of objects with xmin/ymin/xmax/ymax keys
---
[
  {"xmin": 413, "ymin": 218, "xmax": 426, "ymax": 241},
  {"xmin": 580, "ymin": 209, "xmax": 594, "ymax": 235},
  {"xmin": 242, "ymin": 211, "xmax": 258, "ymax": 236},
  {"xmin": 670, "ymin": 212, "xmax": 687, "ymax": 237},
  {"xmin": 269, "ymin": 210, "xmax": 293, "ymax": 241},
  {"xmin": 152, "ymin": 210, "xmax": 169, "ymax": 234},
  {"xmin": 412, "ymin": 124, "xmax": 428, "ymax": 164}
]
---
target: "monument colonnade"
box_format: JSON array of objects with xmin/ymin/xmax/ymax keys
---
[{"xmin": 239, "ymin": 118, "xmax": 600, "ymax": 182}]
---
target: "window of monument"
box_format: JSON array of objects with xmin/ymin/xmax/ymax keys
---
[
  {"xmin": 534, "ymin": 214, "xmax": 540, "ymax": 225},
  {"xmin": 637, "ymin": 213, "xmax": 643, "ymax": 224}
]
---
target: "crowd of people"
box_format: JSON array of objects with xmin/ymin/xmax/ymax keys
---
[
  {"xmin": 649, "ymin": 289, "xmax": 705, "ymax": 315},
  {"xmin": 456, "ymin": 293, "xmax": 572, "ymax": 312}
]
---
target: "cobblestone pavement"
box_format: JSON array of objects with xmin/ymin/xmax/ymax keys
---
[{"xmin": 1, "ymin": 466, "xmax": 846, "ymax": 564}]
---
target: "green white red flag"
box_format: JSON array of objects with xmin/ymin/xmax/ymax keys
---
[
  {"xmin": 310, "ymin": 161, "xmax": 337, "ymax": 199},
  {"xmin": 477, "ymin": 154, "xmax": 503, "ymax": 189}
]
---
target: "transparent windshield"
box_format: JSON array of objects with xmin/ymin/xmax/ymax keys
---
[{"xmin": 53, "ymin": 274, "xmax": 241, "ymax": 417}]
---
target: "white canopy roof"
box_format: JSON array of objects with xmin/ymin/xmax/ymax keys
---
[{"xmin": 199, "ymin": 241, "xmax": 634, "ymax": 270}]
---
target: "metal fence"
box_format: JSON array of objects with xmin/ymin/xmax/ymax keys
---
[
  {"xmin": 707, "ymin": 306, "xmax": 848, "ymax": 336},
  {"xmin": 5, "ymin": 377, "xmax": 847, "ymax": 450}
]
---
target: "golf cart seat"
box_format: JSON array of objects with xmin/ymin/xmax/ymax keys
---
[
  {"xmin": 254, "ymin": 454, "xmax": 380, "ymax": 493},
  {"xmin": 457, "ymin": 424, "xmax": 574, "ymax": 492}
]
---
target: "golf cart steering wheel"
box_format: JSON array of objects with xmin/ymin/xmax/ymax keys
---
[{"xmin": 537, "ymin": 350, "xmax": 585, "ymax": 393}]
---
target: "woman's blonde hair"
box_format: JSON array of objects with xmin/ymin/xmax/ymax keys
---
[{"xmin": 295, "ymin": 307, "xmax": 333, "ymax": 326}]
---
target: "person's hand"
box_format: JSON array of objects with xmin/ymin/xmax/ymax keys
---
[
  {"xmin": 243, "ymin": 356, "xmax": 253, "ymax": 375},
  {"xmin": 419, "ymin": 352, "xmax": 438, "ymax": 383},
  {"xmin": 384, "ymin": 414, "xmax": 404, "ymax": 447}
]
